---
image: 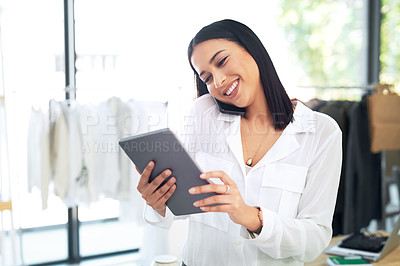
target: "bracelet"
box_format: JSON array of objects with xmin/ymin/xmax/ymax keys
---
[{"xmin": 248, "ymin": 207, "xmax": 263, "ymax": 239}]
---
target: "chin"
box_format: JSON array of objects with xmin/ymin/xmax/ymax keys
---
[
  {"xmin": 236, "ymin": 102, "xmax": 247, "ymax": 108},
  {"xmin": 233, "ymin": 99, "xmax": 247, "ymax": 108}
]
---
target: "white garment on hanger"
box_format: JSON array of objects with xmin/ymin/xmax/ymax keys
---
[
  {"xmin": 27, "ymin": 108, "xmax": 51, "ymax": 209},
  {"xmin": 49, "ymin": 100, "xmax": 70, "ymax": 200},
  {"xmin": 40, "ymin": 111, "xmax": 51, "ymax": 209},
  {"xmin": 116, "ymin": 98, "xmax": 139, "ymax": 200},
  {"xmin": 63, "ymin": 101, "xmax": 92, "ymax": 207},
  {"xmin": 94, "ymin": 97, "xmax": 123, "ymax": 197},
  {"xmin": 79, "ymin": 103, "xmax": 100, "ymax": 204},
  {"xmin": 27, "ymin": 97, "xmax": 170, "ymax": 220},
  {"xmin": 27, "ymin": 108, "xmax": 44, "ymax": 192}
]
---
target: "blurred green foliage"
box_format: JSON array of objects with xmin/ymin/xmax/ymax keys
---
[
  {"xmin": 277, "ymin": 0, "xmax": 363, "ymax": 86},
  {"xmin": 380, "ymin": 0, "xmax": 400, "ymax": 91}
]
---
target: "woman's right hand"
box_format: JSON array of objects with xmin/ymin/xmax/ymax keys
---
[{"xmin": 136, "ymin": 161, "xmax": 176, "ymax": 217}]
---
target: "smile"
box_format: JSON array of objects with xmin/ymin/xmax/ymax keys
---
[{"xmin": 224, "ymin": 80, "xmax": 239, "ymax": 96}]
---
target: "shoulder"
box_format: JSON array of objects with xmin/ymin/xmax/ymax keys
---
[
  {"xmin": 192, "ymin": 93, "xmax": 216, "ymax": 111},
  {"xmin": 313, "ymin": 106, "xmax": 342, "ymax": 148},
  {"xmin": 315, "ymin": 111, "xmax": 341, "ymax": 136},
  {"xmin": 292, "ymin": 101, "xmax": 341, "ymax": 139},
  {"xmin": 190, "ymin": 94, "xmax": 219, "ymax": 120},
  {"xmin": 292, "ymin": 102, "xmax": 342, "ymax": 161}
]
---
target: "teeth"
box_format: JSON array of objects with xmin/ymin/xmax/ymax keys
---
[{"xmin": 225, "ymin": 81, "xmax": 238, "ymax": 96}]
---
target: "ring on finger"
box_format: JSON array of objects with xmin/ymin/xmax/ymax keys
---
[{"xmin": 224, "ymin": 184, "xmax": 230, "ymax": 195}]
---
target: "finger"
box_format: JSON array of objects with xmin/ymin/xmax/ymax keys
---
[
  {"xmin": 153, "ymin": 184, "xmax": 177, "ymax": 209},
  {"xmin": 200, "ymin": 204, "xmax": 230, "ymax": 213},
  {"xmin": 189, "ymin": 183, "xmax": 227, "ymax": 195},
  {"xmin": 137, "ymin": 161, "xmax": 154, "ymax": 190},
  {"xmin": 146, "ymin": 178, "xmax": 176, "ymax": 207},
  {"xmin": 153, "ymin": 177, "xmax": 176, "ymax": 199},
  {"xmin": 148, "ymin": 169, "xmax": 172, "ymax": 191},
  {"xmin": 193, "ymin": 195, "xmax": 231, "ymax": 207},
  {"xmin": 141, "ymin": 169, "xmax": 171, "ymax": 199},
  {"xmin": 200, "ymin": 171, "xmax": 233, "ymax": 185}
]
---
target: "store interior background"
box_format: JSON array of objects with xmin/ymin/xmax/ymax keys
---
[{"xmin": 0, "ymin": 0, "xmax": 399, "ymax": 265}]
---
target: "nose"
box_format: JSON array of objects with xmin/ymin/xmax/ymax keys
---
[{"xmin": 213, "ymin": 71, "xmax": 226, "ymax": 89}]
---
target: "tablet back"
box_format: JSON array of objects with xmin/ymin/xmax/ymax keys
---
[{"xmin": 119, "ymin": 128, "xmax": 217, "ymax": 216}]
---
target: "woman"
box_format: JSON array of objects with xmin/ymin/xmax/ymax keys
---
[{"xmin": 137, "ymin": 19, "xmax": 342, "ymax": 265}]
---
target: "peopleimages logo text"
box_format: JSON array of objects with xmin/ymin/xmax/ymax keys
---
[{"xmin": 122, "ymin": 141, "xmax": 185, "ymax": 153}]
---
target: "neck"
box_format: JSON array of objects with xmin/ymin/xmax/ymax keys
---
[{"xmin": 243, "ymin": 91, "xmax": 273, "ymax": 133}]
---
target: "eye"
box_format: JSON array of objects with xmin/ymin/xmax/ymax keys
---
[
  {"xmin": 204, "ymin": 75, "xmax": 212, "ymax": 84},
  {"xmin": 217, "ymin": 56, "xmax": 228, "ymax": 67}
]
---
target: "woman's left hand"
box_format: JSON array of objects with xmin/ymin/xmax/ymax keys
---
[{"xmin": 189, "ymin": 171, "xmax": 259, "ymax": 230}]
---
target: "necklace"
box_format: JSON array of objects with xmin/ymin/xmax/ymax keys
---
[{"xmin": 241, "ymin": 122, "xmax": 266, "ymax": 167}]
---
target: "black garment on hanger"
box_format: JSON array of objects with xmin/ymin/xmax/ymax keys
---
[
  {"xmin": 318, "ymin": 100, "xmax": 354, "ymax": 236},
  {"xmin": 343, "ymin": 96, "xmax": 381, "ymax": 234}
]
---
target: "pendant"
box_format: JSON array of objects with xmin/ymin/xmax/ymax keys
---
[{"xmin": 246, "ymin": 158, "xmax": 253, "ymax": 166}]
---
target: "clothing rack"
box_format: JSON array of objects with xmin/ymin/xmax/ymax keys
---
[
  {"xmin": 64, "ymin": 86, "xmax": 76, "ymax": 93},
  {"xmin": 304, "ymin": 83, "xmax": 400, "ymax": 232}
]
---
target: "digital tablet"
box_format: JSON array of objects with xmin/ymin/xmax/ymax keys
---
[{"xmin": 119, "ymin": 128, "xmax": 218, "ymax": 216}]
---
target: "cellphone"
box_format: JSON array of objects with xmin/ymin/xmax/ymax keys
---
[{"xmin": 213, "ymin": 97, "xmax": 246, "ymax": 116}]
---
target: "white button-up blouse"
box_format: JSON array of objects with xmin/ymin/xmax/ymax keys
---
[{"xmin": 144, "ymin": 94, "xmax": 342, "ymax": 266}]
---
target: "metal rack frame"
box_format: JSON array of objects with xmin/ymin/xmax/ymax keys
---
[{"xmin": 380, "ymin": 151, "xmax": 400, "ymax": 229}]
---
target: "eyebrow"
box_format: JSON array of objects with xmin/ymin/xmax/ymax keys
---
[{"xmin": 199, "ymin": 50, "xmax": 226, "ymax": 77}]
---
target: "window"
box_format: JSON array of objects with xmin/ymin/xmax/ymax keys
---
[
  {"xmin": 278, "ymin": 0, "xmax": 365, "ymax": 86},
  {"xmin": 0, "ymin": 0, "xmax": 67, "ymax": 264},
  {"xmin": 277, "ymin": 0, "xmax": 366, "ymax": 100},
  {"xmin": 380, "ymin": 0, "xmax": 400, "ymax": 91}
]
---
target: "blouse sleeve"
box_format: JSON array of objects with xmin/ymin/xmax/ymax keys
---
[
  {"xmin": 242, "ymin": 125, "xmax": 342, "ymax": 262},
  {"xmin": 144, "ymin": 204, "xmax": 175, "ymax": 229}
]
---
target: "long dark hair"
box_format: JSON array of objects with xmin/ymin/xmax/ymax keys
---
[{"xmin": 187, "ymin": 19, "xmax": 293, "ymax": 130}]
